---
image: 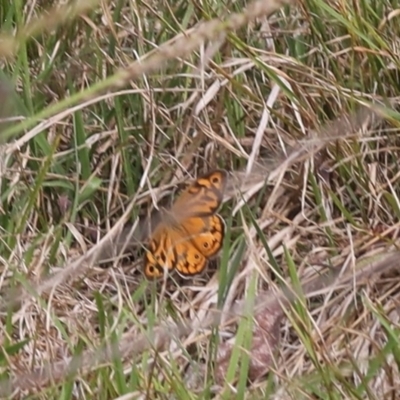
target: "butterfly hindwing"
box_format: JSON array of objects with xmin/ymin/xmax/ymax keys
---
[
  {"xmin": 182, "ymin": 215, "xmax": 225, "ymax": 258},
  {"xmin": 145, "ymin": 223, "xmax": 209, "ymax": 278},
  {"xmin": 144, "ymin": 226, "xmax": 177, "ymax": 279},
  {"xmin": 175, "ymin": 240, "xmax": 208, "ymax": 276}
]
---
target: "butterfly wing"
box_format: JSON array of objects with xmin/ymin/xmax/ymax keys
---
[
  {"xmin": 144, "ymin": 169, "xmax": 228, "ymax": 279},
  {"xmin": 180, "ymin": 214, "xmax": 225, "ymax": 257},
  {"xmin": 174, "ymin": 238, "xmax": 208, "ymax": 276},
  {"xmin": 171, "ymin": 170, "xmax": 228, "ymax": 217},
  {"xmin": 144, "ymin": 222, "xmax": 208, "ymax": 279},
  {"xmin": 144, "ymin": 224, "xmax": 177, "ymax": 279}
]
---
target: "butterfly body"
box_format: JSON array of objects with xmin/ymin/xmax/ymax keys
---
[{"xmin": 144, "ymin": 170, "xmax": 227, "ymax": 279}]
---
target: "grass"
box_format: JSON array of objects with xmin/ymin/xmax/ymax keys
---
[{"xmin": 1, "ymin": 0, "xmax": 400, "ymax": 398}]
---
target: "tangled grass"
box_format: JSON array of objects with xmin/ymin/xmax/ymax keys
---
[{"xmin": 1, "ymin": 0, "xmax": 400, "ymax": 398}]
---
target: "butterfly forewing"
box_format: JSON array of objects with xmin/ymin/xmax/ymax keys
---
[{"xmin": 172, "ymin": 170, "xmax": 228, "ymax": 217}]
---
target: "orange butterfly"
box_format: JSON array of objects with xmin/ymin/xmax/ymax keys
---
[{"xmin": 144, "ymin": 170, "xmax": 228, "ymax": 279}]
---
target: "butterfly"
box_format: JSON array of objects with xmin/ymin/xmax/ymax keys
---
[{"xmin": 144, "ymin": 170, "xmax": 228, "ymax": 279}]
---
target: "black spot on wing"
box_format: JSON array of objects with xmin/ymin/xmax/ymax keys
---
[
  {"xmin": 187, "ymin": 185, "xmax": 202, "ymax": 195},
  {"xmin": 149, "ymin": 237, "xmax": 160, "ymax": 252}
]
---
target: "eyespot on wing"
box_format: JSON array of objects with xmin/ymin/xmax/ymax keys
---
[
  {"xmin": 194, "ymin": 170, "xmax": 228, "ymax": 191},
  {"xmin": 144, "ymin": 258, "xmax": 164, "ymax": 279}
]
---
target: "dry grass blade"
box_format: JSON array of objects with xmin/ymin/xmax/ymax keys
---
[
  {"xmin": 117, "ymin": 0, "xmax": 295, "ymax": 87},
  {"xmin": 0, "ymin": 0, "xmax": 299, "ymax": 319},
  {"xmin": 214, "ymin": 250, "xmax": 400, "ymax": 385},
  {"xmin": 2, "ymin": 250, "xmax": 399, "ymax": 395},
  {"xmin": 226, "ymin": 102, "xmax": 385, "ymax": 202},
  {"xmin": 1, "ymin": 103, "xmax": 385, "ymax": 313},
  {"xmin": 2, "ymin": 0, "xmax": 400, "ymax": 397},
  {"xmin": 2, "ymin": 0, "xmax": 295, "ymax": 142},
  {"xmin": 0, "ymin": 196, "xmax": 140, "ymax": 312},
  {"xmin": 0, "ymin": 0, "xmax": 103, "ymax": 59}
]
